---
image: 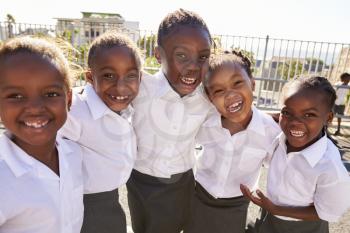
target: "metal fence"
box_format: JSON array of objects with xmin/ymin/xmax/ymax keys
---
[{"xmin": 1, "ymin": 21, "xmax": 349, "ymax": 113}]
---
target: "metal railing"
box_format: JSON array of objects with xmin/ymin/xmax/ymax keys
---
[{"xmin": 1, "ymin": 21, "xmax": 349, "ymax": 113}]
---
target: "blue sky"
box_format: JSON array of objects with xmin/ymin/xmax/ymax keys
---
[{"xmin": 1, "ymin": 0, "xmax": 349, "ymax": 43}]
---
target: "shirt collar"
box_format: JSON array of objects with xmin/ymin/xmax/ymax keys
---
[
  {"xmin": 84, "ymin": 84, "xmax": 110, "ymax": 120},
  {"xmin": 155, "ymin": 71, "xmax": 202, "ymax": 100},
  {"xmin": 0, "ymin": 132, "xmax": 73, "ymax": 177},
  {"xmin": 202, "ymin": 106, "xmax": 266, "ymax": 137},
  {"xmin": 0, "ymin": 132, "xmax": 34, "ymax": 177},
  {"xmin": 119, "ymin": 104, "xmax": 135, "ymax": 122},
  {"xmin": 277, "ymin": 132, "xmax": 328, "ymax": 167},
  {"xmin": 246, "ymin": 106, "xmax": 266, "ymax": 136}
]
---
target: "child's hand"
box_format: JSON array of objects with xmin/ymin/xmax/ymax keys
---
[{"xmin": 240, "ymin": 184, "xmax": 277, "ymax": 214}]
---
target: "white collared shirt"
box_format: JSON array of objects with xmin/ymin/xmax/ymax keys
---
[
  {"xmin": 267, "ymin": 133, "xmax": 350, "ymax": 222},
  {"xmin": 195, "ymin": 107, "xmax": 281, "ymax": 198},
  {"xmin": 0, "ymin": 133, "xmax": 84, "ymax": 233},
  {"xmin": 132, "ymin": 71, "xmax": 213, "ymax": 178},
  {"xmin": 59, "ymin": 84, "xmax": 136, "ymax": 193},
  {"xmin": 335, "ymin": 81, "xmax": 349, "ymax": 105}
]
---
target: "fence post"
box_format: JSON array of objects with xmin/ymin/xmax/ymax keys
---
[{"xmin": 256, "ymin": 35, "xmax": 269, "ymax": 108}]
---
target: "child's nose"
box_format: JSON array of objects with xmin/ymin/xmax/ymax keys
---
[
  {"xmin": 226, "ymin": 89, "xmax": 239, "ymax": 98},
  {"xmin": 185, "ymin": 58, "xmax": 201, "ymax": 71},
  {"xmin": 25, "ymin": 97, "xmax": 45, "ymax": 113},
  {"xmin": 289, "ymin": 115, "xmax": 304, "ymax": 125},
  {"xmin": 115, "ymin": 78, "xmax": 128, "ymax": 90}
]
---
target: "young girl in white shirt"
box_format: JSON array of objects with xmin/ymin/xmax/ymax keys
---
[
  {"xmin": 59, "ymin": 31, "xmax": 142, "ymax": 233},
  {"xmin": 241, "ymin": 76, "xmax": 350, "ymax": 233},
  {"xmin": 187, "ymin": 51, "xmax": 280, "ymax": 233},
  {"xmin": 0, "ymin": 37, "xmax": 84, "ymax": 233},
  {"xmin": 128, "ymin": 9, "xmax": 213, "ymax": 233}
]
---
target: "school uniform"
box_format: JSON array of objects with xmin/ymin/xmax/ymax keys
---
[
  {"xmin": 334, "ymin": 81, "xmax": 349, "ymax": 115},
  {"xmin": 59, "ymin": 84, "xmax": 136, "ymax": 233},
  {"xmin": 127, "ymin": 71, "xmax": 213, "ymax": 233},
  {"xmin": 0, "ymin": 132, "xmax": 84, "ymax": 233},
  {"xmin": 187, "ymin": 107, "xmax": 281, "ymax": 233},
  {"xmin": 258, "ymin": 133, "xmax": 350, "ymax": 233}
]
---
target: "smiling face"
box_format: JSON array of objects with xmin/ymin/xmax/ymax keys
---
[
  {"xmin": 205, "ymin": 63, "xmax": 254, "ymax": 129},
  {"xmin": 87, "ymin": 46, "xmax": 140, "ymax": 113},
  {"xmin": 279, "ymin": 86, "xmax": 333, "ymax": 152},
  {"xmin": 0, "ymin": 53, "xmax": 71, "ymax": 151},
  {"xmin": 156, "ymin": 26, "xmax": 211, "ymax": 96}
]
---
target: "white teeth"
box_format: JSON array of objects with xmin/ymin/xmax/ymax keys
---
[
  {"xmin": 290, "ymin": 130, "xmax": 305, "ymax": 137},
  {"xmin": 111, "ymin": 95, "xmax": 128, "ymax": 100},
  {"xmin": 24, "ymin": 120, "xmax": 48, "ymax": 128},
  {"xmin": 227, "ymin": 101, "xmax": 243, "ymax": 113},
  {"xmin": 180, "ymin": 76, "xmax": 196, "ymax": 85}
]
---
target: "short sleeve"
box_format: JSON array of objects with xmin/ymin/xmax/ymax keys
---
[
  {"xmin": 58, "ymin": 114, "xmax": 82, "ymax": 141},
  {"xmin": 314, "ymin": 179, "xmax": 350, "ymax": 222}
]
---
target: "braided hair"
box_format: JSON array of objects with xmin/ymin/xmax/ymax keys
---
[
  {"xmin": 284, "ymin": 76, "xmax": 336, "ymax": 111},
  {"xmin": 204, "ymin": 50, "xmax": 253, "ymax": 87},
  {"xmin": 157, "ymin": 8, "xmax": 211, "ymax": 47}
]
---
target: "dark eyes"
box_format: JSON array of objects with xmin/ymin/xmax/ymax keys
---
[
  {"xmin": 45, "ymin": 92, "xmax": 60, "ymax": 97},
  {"xmin": 126, "ymin": 73, "xmax": 139, "ymax": 80},
  {"xmin": 103, "ymin": 73, "xmax": 114, "ymax": 80},
  {"xmin": 304, "ymin": 113, "xmax": 317, "ymax": 118},
  {"xmin": 199, "ymin": 55, "xmax": 209, "ymax": 61},
  {"xmin": 213, "ymin": 89, "xmax": 224, "ymax": 95},
  {"xmin": 281, "ymin": 109, "xmax": 317, "ymax": 119},
  {"xmin": 7, "ymin": 94, "xmax": 24, "ymax": 99},
  {"xmin": 175, "ymin": 53, "xmax": 209, "ymax": 62},
  {"xmin": 234, "ymin": 80, "xmax": 243, "ymax": 86},
  {"xmin": 281, "ymin": 110, "xmax": 290, "ymax": 116}
]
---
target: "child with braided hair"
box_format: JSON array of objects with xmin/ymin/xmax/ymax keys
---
[
  {"xmin": 187, "ymin": 51, "xmax": 280, "ymax": 233},
  {"xmin": 241, "ymin": 76, "xmax": 350, "ymax": 233}
]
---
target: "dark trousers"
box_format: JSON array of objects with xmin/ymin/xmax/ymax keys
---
[
  {"xmin": 186, "ymin": 181, "xmax": 250, "ymax": 233},
  {"xmin": 255, "ymin": 210, "xmax": 329, "ymax": 233},
  {"xmin": 81, "ymin": 189, "xmax": 126, "ymax": 233},
  {"xmin": 126, "ymin": 169, "xmax": 195, "ymax": 233}
]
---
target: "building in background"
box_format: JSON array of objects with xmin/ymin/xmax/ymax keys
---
[{"xmin": 55, "ymin": 11, "xmax": 140, "ymax": 45}]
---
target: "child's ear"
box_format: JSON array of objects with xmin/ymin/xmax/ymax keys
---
[
  {"xmin": 155, "ymin": 46, "xmax": 162, "ymax": 64},
  {"xmin": 326, "ymin": 111, "xmax": 334, "ymax": 125},
  {"xmin": 250, "ymin": 78, "xmax": 256, "ymax": 91},
  {"xmin": 67, "ymin": 89, "xmax": 72, "ymax": 111},
  {"xmin": 85, "ymin": 70, "xmax": 94, "ymax": 84}
]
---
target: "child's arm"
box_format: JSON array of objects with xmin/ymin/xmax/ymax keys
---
[{"xmin": 240, "ymin": 184, "xmax": 320, "ymax": 221}]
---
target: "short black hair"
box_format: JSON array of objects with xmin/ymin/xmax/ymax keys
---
[
  {"xmin": 87, "ymin": 31, "xmax": 142, "ymax": 70},
  {"xmin": 285, "ymin": 76, "xmax": 336, "ymax": 111},
  {"xmin": 0, "ymin": 36, "xmax": 72, "ymax": 90},
  {"xmin": 157, "ymin": 8, "xmax": 211, "ymax": 47},
  {"xmin": 203, "ymin": 50, "xmax": 253, "ymax": 87},
  {"xmin": 340, "ymin": 72, "xmax": 350, "ymax": 82}
]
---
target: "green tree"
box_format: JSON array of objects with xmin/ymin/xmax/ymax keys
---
[
  {"xmin": 138, "ymin": 34, "xmax": 157, "ymax": 58},
  {"xmin": 277, "ymin": 58, "xmax": 325, "ymax": 80}
]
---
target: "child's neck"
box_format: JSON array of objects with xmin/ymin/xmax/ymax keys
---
[
  {"xmin": 286, "ymin": 130, "xmax": 325, "ymax": 154},
  {"xmin": 13, "ymin": 137, "xmax": 60, "ymax": 176},
  {"xmin": 221, "ymin": 111, "xmax": 253, "ymax": 135}
]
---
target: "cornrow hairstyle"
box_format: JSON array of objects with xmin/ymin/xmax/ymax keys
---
[
  {"xmin": 204, "ymin": 50, "xmax": 253, "ymax": 87},
  {"xmin": 157, "ymin": 8, "xmax": 212, "ymax": 47},
  {"xmin": 284, "ymin": 76, "xmax": 336, "ymax": 111},
  {"xmin": 0, "ymin": 36, "xmax": 72, "ymax": 90},
  {"xmin": 87, "ymin": 31, "xmax": 142, "ymax": 70}
]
